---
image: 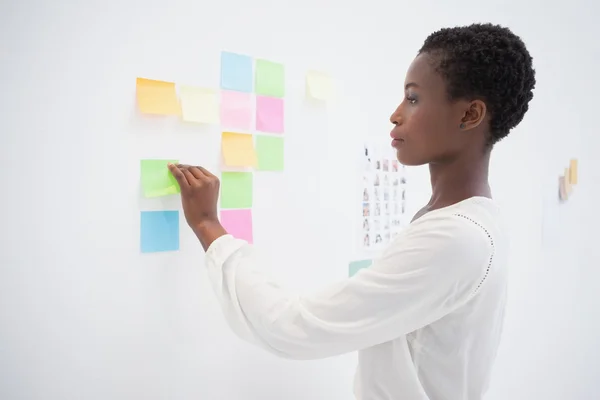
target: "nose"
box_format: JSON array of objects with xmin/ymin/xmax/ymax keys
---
[{"xmin": 389, "ymin": 105, "xmax": 403, "ymax": 125}]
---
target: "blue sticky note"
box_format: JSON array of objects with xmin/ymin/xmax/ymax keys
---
[
  {"xmin": 349, "ymin": 259, "xmax": 372, "ymax": 277},
  {"xmin": 220, "ymin": 51, "xmax": 253, "ymax": 93},
  {"xmin": 140, "ymin": 211, "xmax": 180, "ymax": 253}
]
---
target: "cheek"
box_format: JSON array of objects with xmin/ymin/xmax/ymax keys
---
[{"xmin": 407, "ymin": 105, "xmax": 450, "ymax": 141}]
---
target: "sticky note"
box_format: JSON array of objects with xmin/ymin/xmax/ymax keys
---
[
  {"xmin": 558, "ymin": 176, "xmax": 568, "ymax": 200},
  {"xmin": 220, "ymin": 209, "xmax": 253, "ymax": 243},
  {"xmin": 140, "ymin": 210, "xmax": 180, "ymax": 253},
  {"xmin": 256, "ymin": 96, "xmax": 284, "ymax": 133},
  {"xmin": 349, "ymin": 259, "xmax": 372, "ymax": 277},
  {"xmin": 141, "ymin": 159, "xmax": 180, "ymax": 197},
  {"xmin": 220, "ymin": 51, "xmax": 253, "ymax": 93},
  {"xmin": 255, "ymin": 59, "xmax": 285, "ymax": 98},
  {"xmin": 179, "ymin": 86, "xmax": 219, "ymax": 123},
  {"xmin": 221, "ymin": 90, "xmax": 253, "ymax": 130},
  {"xmin": 306, "ymin": 70, "xmax": 333, "ymax": 100},
  {"xmin": 569, "ymin": 158, "xmax": 578, "ymax": 184},
  {"xmin": 221, "ymin": 132, "xmax": 257, "ymax": 167},
  {"xmin": 220, "ymin": 172, "xmax": 253, "ymax": 208},
  {"xmin": 136, "ymin": 78, "xmax": 181, "ymax": 115},
  {"xmin": 256, "ymin": 135, "xmax": 284, "ymax": 171}
]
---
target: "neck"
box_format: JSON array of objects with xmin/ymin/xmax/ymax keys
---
[{"xmin": 427, "ymin": 149, "xmax": 492, "ymax": 210}]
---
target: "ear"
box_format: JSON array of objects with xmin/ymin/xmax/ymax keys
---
[{"xmin": 459, "ymin": 100, "xmax": 487, "ymax": 130}]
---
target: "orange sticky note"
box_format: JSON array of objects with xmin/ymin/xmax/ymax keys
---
[
  {"xmin": 221, "ymin": 132, "xmax": 257, "ymax": 167},
  {"xmin": 136, "ymin": 77, "xmax": 181, "ymax": 115},
  {"xmin": 569, "ymin": 158, "xmax": 578, "ymax": 184}
]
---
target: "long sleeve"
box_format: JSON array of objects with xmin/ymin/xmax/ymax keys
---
[{"xmin": 204, "ymin": 212, "xmax": 495, "ymax": 360}]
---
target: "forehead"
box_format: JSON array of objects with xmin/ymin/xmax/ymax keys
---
[{"xmin": 405, "ymin": 53, "xmax": 445, "ymax": 91}]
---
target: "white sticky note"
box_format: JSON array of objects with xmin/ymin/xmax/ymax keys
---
[
  {"xmin": 306, "ymin": 70, "xmax": 333, "ymax": 100},
  {"xmin": 179, "ymin": 86, "xmax": 219, "ymax": 124}
]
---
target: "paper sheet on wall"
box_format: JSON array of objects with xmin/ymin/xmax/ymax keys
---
[
  {"xmin": 136, "ymin": 78, "xmax": 181, "ymax": 115},
  {"xmin": 179, "ymin": 86, "xmax": 219, "ymax": 123},
  {"xmin": 140, "ymin": 159, "xmax": 180, "ymax": 197},
  {"xmin": 221, "ymin": 132, "xmax": 257, "ymax": 167},
  {"xmin": 358, "ymin": 141, "xmax": 408, "ymax": 253}
]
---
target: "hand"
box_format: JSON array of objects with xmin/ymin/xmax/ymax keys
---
[{"xmin": 168, "ymin": 164, "xmax": 226, "ymax": 249}]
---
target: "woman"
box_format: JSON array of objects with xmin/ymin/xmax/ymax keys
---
[{"xmin": 168, "ymin": 22, "xmax": 536, "ymax": 400}]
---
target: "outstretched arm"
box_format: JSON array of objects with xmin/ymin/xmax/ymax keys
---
[{"xmin": 168, "ymin": 164, "xmax": 494, "ymax": 360}]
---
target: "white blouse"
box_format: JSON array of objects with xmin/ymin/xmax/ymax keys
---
[{"xmin": 204, "ymin": 197, "xmax": 509, "ymax": 400}]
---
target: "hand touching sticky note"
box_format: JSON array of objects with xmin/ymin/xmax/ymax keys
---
[
  {"xmin": 136, "ymin": 78, "xmax": 181, "ymax": 115},
  {"xmin": 141, "ymin": 159, "xmax": 180, "ymax": 197},
  {"xmin": 221, "ymin": 132, "xmax": 257, "ymax": 168}
]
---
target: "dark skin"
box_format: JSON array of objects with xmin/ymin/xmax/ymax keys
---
[
  {"xmin": 390, "ymin": 53, "xmax": 492, "ymax": 221},
  {"xmin": 169, "ymin": 52, "xmax": 494, "ymax": 250}
]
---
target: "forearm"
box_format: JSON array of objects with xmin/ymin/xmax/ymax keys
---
[{"xmin": 193, "ymin": 220, "xmax": 228, "ymax": 251}]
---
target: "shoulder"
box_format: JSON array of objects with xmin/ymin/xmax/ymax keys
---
[{"xmin": 377, "ymin": 199, "xmax": 502, "ymax": 281}]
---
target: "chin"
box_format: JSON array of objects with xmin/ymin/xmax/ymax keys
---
[{"xmin": 394, "ymin": 149, "xmax": 427, "ymax": 166}]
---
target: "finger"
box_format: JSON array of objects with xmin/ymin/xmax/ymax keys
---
[
  {"xmin": 182, "ymin": 169, "xmax": 198, "ymax": 186},
  {"xmin": 196, "ymin": 166, "xmax": 217, "ymax": 178},
  {"xmin": 168, "ymin": 163, "xmax": 190, "ymax": 191},
  {"xmin": 188, "ymin": 166, "xmax": 206, "ymax": 180}
]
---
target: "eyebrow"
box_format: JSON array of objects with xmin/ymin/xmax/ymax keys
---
[{"xmin": 405, "ymin": 82, "xmax": 419, "ymax": 90}]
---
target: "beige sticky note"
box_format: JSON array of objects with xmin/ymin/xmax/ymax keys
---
[
  {"xmin": 136, "ymin": 78, "xmax": 181, "ymax": 115},
  {"xmin": 179, "ymin": 86, "xmax": 219, "ymax": 124},
  {"xmin": 306, "ymin": 70, "xmax": 333, "ymax": 100},
  {"xmin": 569, "ymin": 158, "xmax": 578, "ymax": 185},
  {"xmin": 221, "ymin": 132, "xmax": 257, "ymax": 167}
]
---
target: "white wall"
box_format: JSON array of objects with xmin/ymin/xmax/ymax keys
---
[{"xmin": 1, "ymin": 0, "xmax": 598, "ymax": 399}]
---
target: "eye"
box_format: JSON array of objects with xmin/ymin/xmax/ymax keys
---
[{"xmin": 406, "ymin": 95, "xmax": 417, "ymax": 104}]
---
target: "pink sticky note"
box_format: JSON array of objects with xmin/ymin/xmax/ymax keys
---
[
  {"xmin": 221, "ymin": 90, "xmax": 253, "ymax": 130},
  {"xmin": 256, "ymin": 96, "xmax": 284, "ymax": 133},
  {"xmin": 220, "ymin": 209, "xmax": 253, "ymax": 243}
]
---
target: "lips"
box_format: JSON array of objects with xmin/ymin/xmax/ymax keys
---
[
  {"xmin": 390, "ymin": 129, "xmax": 404, "ymax": 140},
  {"xmin": 391, "ymin": 138, "xmax": 404, "ymax": 148}
]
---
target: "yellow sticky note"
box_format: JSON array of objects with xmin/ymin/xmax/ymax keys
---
[
  {"xmin": 564, "ymin": 167, "xmax": 573, "ymax": 194},
  {"xmin": 569, "ymin": 158, "xmax": 578, "ymax": 184},
  {"xmin": 306, "ymin": 70, "xmax": 333, "ymax": 100},
  {"xmin": 222, "ymin": 132, "xmax": 257, "ymax": 167},
  {"xmin": 136, "ymin": 77, "xmax": 181, "ymax": 115},
  {"xmin": 179, "ymin": 86, "xmax": 219, "ymax": 124}
]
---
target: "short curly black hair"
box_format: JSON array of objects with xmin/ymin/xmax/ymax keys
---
[{"xmin": 418, "ymin": 23, "xmax": 536, "ymax": 145}]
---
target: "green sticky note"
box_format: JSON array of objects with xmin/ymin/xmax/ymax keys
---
[
  {"xmin": 220, "ymin": 172, "xmax": 253, "ymax": 209},
  {"xmin": 140, "ymin": 159, "xmax": 180, "ymax": 197},
  {"xmin": 349, "ymin": 259, "xmax": 372, "ymax": 277},
  {"xmin": 256, "ymin": 135, "xmax": 284, "ymax": 171},
  {"xmin": 255, "ymin": 59, "xmax": 284, "ymax": 98}
]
